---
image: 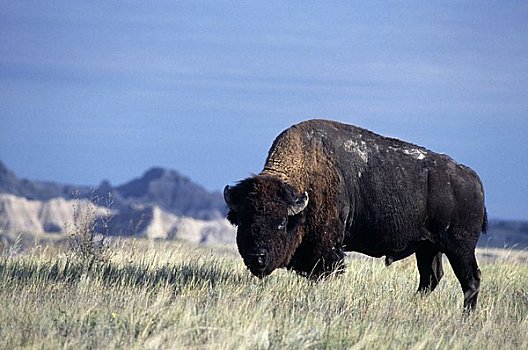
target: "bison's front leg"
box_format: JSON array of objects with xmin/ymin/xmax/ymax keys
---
[
  {"xmin": 309, "ymin": 245, "xmax": 347, "ymax": 279},
  {"xmin": 288, "ymin": 243, "xmax": 346, "ymax": 279}
]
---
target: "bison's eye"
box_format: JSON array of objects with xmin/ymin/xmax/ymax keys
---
[{"xmin": 278, "ymin": 217, "xmax": 287, "ymax": 231}]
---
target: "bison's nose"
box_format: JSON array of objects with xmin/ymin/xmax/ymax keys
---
[
  {"xmin": 256, "ymin": 254, "xmax": 266, "ymax": 267},
  {"xmin": 248, "ymin": 249, "xmax": 268, "ymax": 271}
]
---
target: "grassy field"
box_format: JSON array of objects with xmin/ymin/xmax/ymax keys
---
[{"xmin": 1, "ymin": 240, "xmax": 527, "ymax": 349}]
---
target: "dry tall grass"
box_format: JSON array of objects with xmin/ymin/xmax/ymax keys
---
[{"xmin": 1, "ymin": 240, "xmax": 527, "ymax": 349}]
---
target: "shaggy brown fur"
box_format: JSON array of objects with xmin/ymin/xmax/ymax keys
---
[{"xmin": 225, "ymin": 119, "xmax": 487, "ymax": 311}]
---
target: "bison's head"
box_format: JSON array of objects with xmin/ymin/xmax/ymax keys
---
[{"xmin": 224, "ymin": 176, "xmax": 309, "ymax": 277}]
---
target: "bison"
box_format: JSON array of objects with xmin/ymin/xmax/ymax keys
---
[{"xmin": 224, "ymin": 119, "xmax": 487, "ymax": 311}]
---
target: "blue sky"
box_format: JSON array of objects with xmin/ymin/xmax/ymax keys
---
[{"xmin": 1, "ymin": 1, "xmax": 527, "ymax": 220}]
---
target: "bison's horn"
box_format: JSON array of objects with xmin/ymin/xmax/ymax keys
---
[
  {"xmin": 288, "ymin": 191, "xmax": 309, "ymax": 216},
  {"xmin": 224, "ymin": 185, "xmax": 235, "ymax": 208}
]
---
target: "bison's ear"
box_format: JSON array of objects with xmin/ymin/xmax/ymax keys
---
[
  {"xmin": 224, "ymin": 185, "xmax": 239, "ymax": 225},
  {"xmin": 287, "ymin": 191, "xmax": 309, "ymax": 216},
  {"xmin": 224, "ymin": 185, "xmax": 236, "ymax": 209}
]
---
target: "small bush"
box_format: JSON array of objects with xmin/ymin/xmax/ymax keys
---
[{"xmin": 66, "ymin": 192, "xmax": 113, "ymax": 264}]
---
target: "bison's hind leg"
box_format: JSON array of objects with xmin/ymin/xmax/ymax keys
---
[
  {"xmin": 445, "ymin": 249, "xmax": 481, "ymax": 312},
  {"xmin": 415, "ymin": 244, "xmax": 444, "ymax": 293}
]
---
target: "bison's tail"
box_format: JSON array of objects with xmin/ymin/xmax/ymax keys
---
[{"xmin": 481, "ymin": 207, "xmax": 488, "ymax": 234}]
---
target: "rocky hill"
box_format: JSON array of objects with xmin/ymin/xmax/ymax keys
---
[
  {"xmin": 0, "ymin": 160, "xmax": 234, "ymax": 246},
  {"xmin": 0, "ymin": 160, "xmax": 226, "ymax": 220},
  {"xmin": 0, "ymin": 193, "xmax": 235, "ymax": 245},
  {"xmin": 113, "ymin": 167, "xmax": 226, "ymax": 220},
  {"xmin": 0, "ymin": 160, "xmax": 89, "ymax": 201}
]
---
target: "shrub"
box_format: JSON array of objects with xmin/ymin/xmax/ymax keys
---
[{"xmin": 66, "ymin": 192, "xmax": 113, "ymax": 264}]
